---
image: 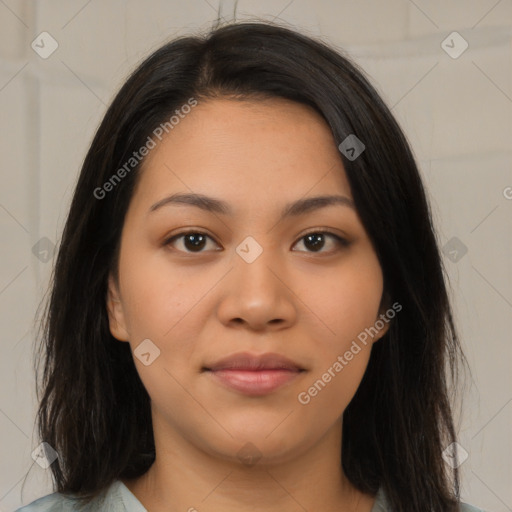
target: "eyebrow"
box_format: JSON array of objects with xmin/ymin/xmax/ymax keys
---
[{"xmin": 148, "ymin": 192, "xmax": 355, "ymax": 219}]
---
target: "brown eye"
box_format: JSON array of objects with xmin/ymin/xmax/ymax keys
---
[
  {"xmin": 292, "ymin": 231, "xmax": 350, "ymax": 254},
  {"xmin": 164, "ymin": 231, "xmax": 220, "ymax": 253}
]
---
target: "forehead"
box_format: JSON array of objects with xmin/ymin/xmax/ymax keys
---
[{"xmin": 131, "ymin": 97, "xmax": 352, "ymax": 211}]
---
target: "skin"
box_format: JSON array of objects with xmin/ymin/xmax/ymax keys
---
[{"xmin": 107, "ymin": 97, "xmax": 390, "ymax": 512}]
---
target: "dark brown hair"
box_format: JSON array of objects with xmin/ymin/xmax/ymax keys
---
[{"xmin": 27, "ymin": 18, "xmax": 468, "ymax": 512}]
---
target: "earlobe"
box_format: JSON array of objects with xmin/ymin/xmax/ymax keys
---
[
  {"xmin": 106, "ymin": 274, "xmax": 130, "ymax": 342},
  {"xmin": 373, "ymin": 291, "xmax": 392, "ymax": 343},
  {"xmin": 373, "ymin": 316, "xmax": 391, "ymax": 343}
]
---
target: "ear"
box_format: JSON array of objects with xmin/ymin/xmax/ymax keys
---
[
  {"xmin": 106, "ymin": 273, "xmax": 130, "ymax": 342},
  {"xmin": 373, "ymin": 290, "xmax": 392, "ymax": 343}
]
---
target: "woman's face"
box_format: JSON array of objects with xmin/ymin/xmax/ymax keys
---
[{"xmin": 107, "ymin": 97, "xmax": 389, "ymax": 465}]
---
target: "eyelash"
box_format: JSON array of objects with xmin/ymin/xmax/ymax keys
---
[{"xmin": 163, "ymin": 229, "xmax": 350, "ymax": 255}]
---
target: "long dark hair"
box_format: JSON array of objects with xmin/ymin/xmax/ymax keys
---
[{"xmin": 27, "ymin": 18, "xmax": 468, "ymax": 512}]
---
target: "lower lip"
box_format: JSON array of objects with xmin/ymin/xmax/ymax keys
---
[{"xmin": 206, "ymin": 369, "xmax": 302, "ymax": 395}]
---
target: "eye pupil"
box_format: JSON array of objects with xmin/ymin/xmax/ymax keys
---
[
  {"xmin": 184, "ymin": 233, "xmax": 207, "ymax": 251},
  {"xmin": 304, "ymin": 233, "xmax": 325, "ymax": 252}
]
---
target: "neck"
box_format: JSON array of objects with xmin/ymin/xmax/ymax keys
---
[{"xmin": 123, "ymin": 416, "xmax": 376, "ymax": 512}]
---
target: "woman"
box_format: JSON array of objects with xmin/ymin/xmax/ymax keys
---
[{"xmin": 17, "ymin": 19, "xmax": 484, "ymax": 512}]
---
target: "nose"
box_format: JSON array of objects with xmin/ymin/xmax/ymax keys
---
[{"xmin": 216, "ymin": 242, "xmax": 297, "ymax": 332}]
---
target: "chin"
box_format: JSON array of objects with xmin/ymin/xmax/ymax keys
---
[{"xmin": 199, "ymin": 425, "xmax": 313, "ymax": 467}]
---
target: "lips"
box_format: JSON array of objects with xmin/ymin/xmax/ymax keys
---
[
  {"xmin": 202, "ymin": 352, "xmax": 305, "ymax": 396},
  {"xmin": 203, "ymin": 351, "xmax": 304, "ymax": 372}
]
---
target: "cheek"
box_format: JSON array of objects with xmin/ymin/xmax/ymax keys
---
[
  {"xmin": 297, "ymin": 326, "xmax": 373, "ymax": 422},
  {"xmin": 304, "ymin": 347, "xmax": 371, "ymax": 421},
  {"xmin": 306, "ymin": 255, "xmax": 384, "ymax": 349},
  {"xmin": 118, "ymin": 254, "xmax": 217, "ymax": 385},
  {"xmin": 297, "ymin": 252, "xmax": 382, "ymax": 412},
  {"xmin": 118, "ymin": 246, "xmax": 203, "ymax": 338}
]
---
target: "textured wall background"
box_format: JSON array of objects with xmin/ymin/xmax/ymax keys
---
[{"xmin": 0, "ymin": 1, "xmax": 511, "ymax": 511}]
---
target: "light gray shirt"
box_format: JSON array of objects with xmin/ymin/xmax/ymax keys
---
[{"xmin": 16, "ymin": 479, "xmax": 486, "ymax": 511}]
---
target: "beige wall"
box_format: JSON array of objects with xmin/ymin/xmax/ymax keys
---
[{"xmin": 0, "ymin": 1, "xmax": 510, "ymax": 511}]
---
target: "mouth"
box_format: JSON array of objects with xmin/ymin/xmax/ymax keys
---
[
  {"xmin": 202, "ymin": 352, "xmax": 306, "ymax": 396},
  {"xmin": 203, "ymin": 368, "xmax": 305, "ymax": 396}
]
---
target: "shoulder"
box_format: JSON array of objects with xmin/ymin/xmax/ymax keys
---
[
  {"xmin": 460, "ymin": 502, "xmax": 487, "ymax": 512},
  {"xmin": 15, "ymin": 491, "xmax": 72, "ymax": 511},
  {"xmin": 15, "ymin": 481, "xmax": 124, "ymax": 512},
  {"xmin": 372, "ymin": 487, "xmax": 487, "ymax": 512}
]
